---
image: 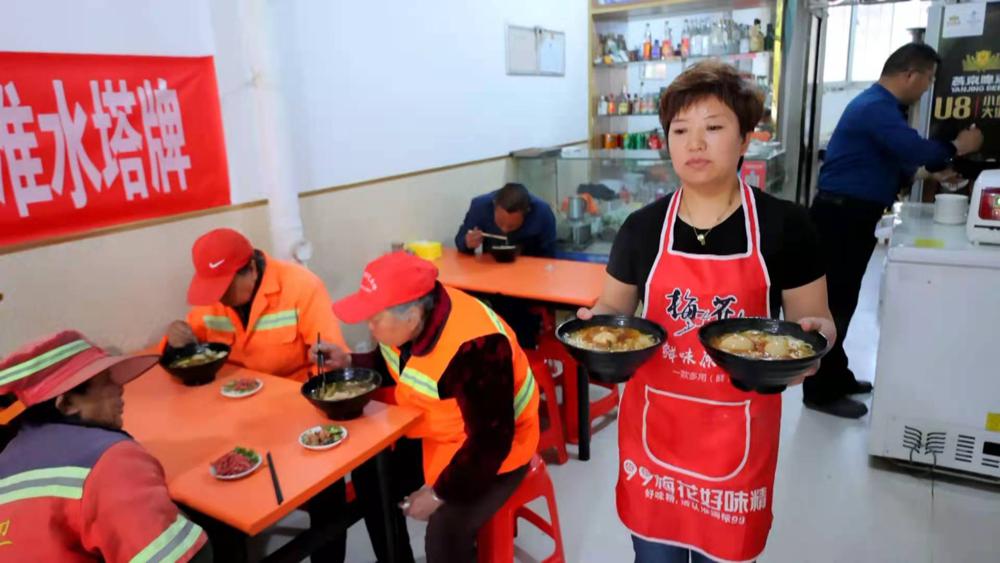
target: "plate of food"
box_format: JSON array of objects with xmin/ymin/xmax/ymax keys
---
[
  {"xmin": 220, "ymin": 377, "xmax": 263, "ymax": 399},
  {"xmin": 698, "ymin": 317, "xmax": 830, "ymax": 394},
  {"xmin": 209, "ymin": 446, "xmax": 262, "ymax": 480},
  {"xmin": 556, "ymin": 315, "xmax": 666, "ymax": 383},
  {"xmin": 298, "ymin": 424, "xmax": 348, "ymax": 451}
]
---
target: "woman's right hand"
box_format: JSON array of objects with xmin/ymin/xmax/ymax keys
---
[
  {"xmin": 166, "ymin": 321, "xmax": 198, "ymax": 348},
  {"xmin": 576, "ymin": 307, "xmax": 595, "ymax": 320}
]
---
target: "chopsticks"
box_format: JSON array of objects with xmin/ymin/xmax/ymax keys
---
[
  {"xmin": 266, "ymin": 451, "xmax": 284, "ymax": 505},
  {"xmin": 480, "ymin": 232, "xmax": 509, "ymax": 241}
]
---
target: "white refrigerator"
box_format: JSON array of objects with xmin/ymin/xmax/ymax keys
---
[{"xmin": 868, "ymin": 203, "xmax": 1000, "ymax": 481}]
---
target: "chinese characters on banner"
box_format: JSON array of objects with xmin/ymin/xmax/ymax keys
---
[
  {"xmin": 930, "ymin": 2, "xmax": 1000, "ymax": 163},
  {"xmin": 0, "ymin": 52, "xmax": 230, "ymax": 246}
]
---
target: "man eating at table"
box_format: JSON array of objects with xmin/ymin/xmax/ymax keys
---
[
  {"xmin": 163, "ymin": 227, "xmax": 354, "ymax": 562},
  {"xmin": 454, "ymin": 183, "xmax": 558, "ymax": 349},
  {"xmin": 455, "ymin": 182, "xmax": 557, "ymax": 258},
  {"xmin": 163, "ymin": 228, "xmax": 347, "ymax": 382},
  {"xmin": 315, "ymin": 251, "xmax": 540, "ymax": 563}
]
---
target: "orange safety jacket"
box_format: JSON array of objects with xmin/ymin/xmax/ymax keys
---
[
  {"xmin": 379, "ymin": 286, "xmax": 540, "ymax": 485},
  {"xmin": 0, "ymin": 422, "xmax": 206, "ymax": 562},
  {"xmin": 178, "ymin": 253, "xmax": 345, "ymax": 381}
]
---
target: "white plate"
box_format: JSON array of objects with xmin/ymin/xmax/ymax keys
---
[
  {"xmin": 220, "ymin": 378, "xmax": 263, "ymax": 399},
  {"xmin": 209, "ymin": 449, "xmax": 263, "ymax": 480},
  {"xmin": 298, "ymin": 425, "xmax": 348, "ymax": 451}
]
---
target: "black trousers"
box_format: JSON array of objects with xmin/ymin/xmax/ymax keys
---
[
  {"xmin": 306, "ymin": 479, "xmax": 348, "ymax": 562},
  {"xmin": 803, "ymin": 193, "xmax": 887, "ymax": 404},
  {"xmin": 352, "ymin": 437, "xmax": 529, "ymax": 563}
]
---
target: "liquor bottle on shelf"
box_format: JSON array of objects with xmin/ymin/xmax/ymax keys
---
[
  {"xmin": 643, "ymin": 23, "xmax": 653, "ymax": 60},
  {"xmin": 750, "ymin": 19, "xmax": 764, "ymax": 52},
  {"xmin": 739, "ymin": 24, "xmax": 750, "ymax": 54},
  {"xmin": 700, "ymin": 19, "xmax": 711, "ymax": 57},
  {"xmin": 690, "ymin": 20, "xmax": 701, "ymax": 56},
  {"xmin": 680, "ymin": 20, "xmax": 691, "ymax": 57},
  {"xmin": 652, "ymin": 39, "xmax": 661, "ymax": 60},
  {"xmin": 662, "ymin": 23, "xmax": 673, "ymax": 59},
  {"xmin": 764, "ymin": 23, "xmax": 775, "ymax": 51},
  {"xmin": 607, "ymin": 94, "xmax": 617, "ymax": 115},
  {"xmin": 597, "ymin": 95, "xmax": 608, "ymax": 116}
]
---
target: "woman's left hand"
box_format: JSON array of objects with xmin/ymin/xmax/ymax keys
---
[
  {"xmin": 400, "ymin": 486, "xmax": 444, "ymax": 521},
  {"xmin": 787, "ymin": 316, "xmax": 837, "ymax": 385},
  {"xmin": 797, "ymin": 316, "xmax": 836, "ymax": 344}
]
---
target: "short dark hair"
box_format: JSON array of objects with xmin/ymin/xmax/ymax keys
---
[
  {"xmin": 659, "ymin": 60, "xmax": 764, "ymax": 137},
  {"xmin": 881, "ymin": 43, "xmax": 940, "ymax": 76},
  {"xmin": 493, "ymin": 183, "xmax": 532, "ymax": 214}
]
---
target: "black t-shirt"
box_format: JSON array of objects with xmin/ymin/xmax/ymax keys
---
[{"xmin": 607, "ymin": 188, "xmax": 824, "ymax": 318}]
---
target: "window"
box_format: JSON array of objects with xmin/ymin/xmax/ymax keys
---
[{"xmin": 823, "ymin": 0, "xmax": 930, "ymax": 85}]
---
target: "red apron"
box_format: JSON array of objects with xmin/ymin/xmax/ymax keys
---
[{"xmin": 616, "ymin": 181, "xmax": 781, "ymax": 563}]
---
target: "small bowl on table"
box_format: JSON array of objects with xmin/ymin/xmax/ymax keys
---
[
  {"xmin": 488, "ymin": 244, "xmax": 520, "ymax": 263},
  {"xmin": 159, "ymin": 342, "xmax": 231, "ymax": 387},
  {"xmin": 301, "ymin": 367, "xmax": 382, "ymax": 420}
]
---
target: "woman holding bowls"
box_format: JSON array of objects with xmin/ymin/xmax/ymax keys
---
[{"xmin": 578, "ymin": 61, "xmax": 836, "ymax": 562}]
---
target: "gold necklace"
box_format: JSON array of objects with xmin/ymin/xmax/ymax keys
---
[{"xmin": 681, "ymin": 188, "xmax": 739, "ymax": 246}]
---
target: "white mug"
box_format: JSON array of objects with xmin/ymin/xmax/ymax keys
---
[{"xmin": 934, "ymin": 193, "xmax": 969, "ymax": 225}]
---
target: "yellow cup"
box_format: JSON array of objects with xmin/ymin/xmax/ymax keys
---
[{"xmin": 405, "ymin": 240, "xmax": 442, "ymax": 260}]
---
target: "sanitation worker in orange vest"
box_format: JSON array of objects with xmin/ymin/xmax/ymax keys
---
[
  {"xmin": 0, "ymin": 330, "xmax": 211, "ymax": 562},
  {"xmin": 313, "ymin": 251, "xmax": 540, "ymax": 563},
  {"xmin": 164, "ymin": 228, "xmax": 347, "ymax": 382}
]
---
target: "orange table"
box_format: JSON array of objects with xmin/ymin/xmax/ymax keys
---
[
  {"xmin": 124, "ymin": 364, "xmax": 420, "ymax": 560},
  {"xmin": 433, "ymin": 248, "xmax": 605, "ymax": 308}
]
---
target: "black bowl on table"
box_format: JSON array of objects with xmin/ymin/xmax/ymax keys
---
[
  {"xmin": 698, "ymin": 317, "xmax": 831, "ymax": 394},
  {"xmin": 159, "ymin": 342, "xmax": 231, "ymax": 387},
  {"xmin": 555, "ymin": 315, "xmax": 666, "ymax": 384},
  {"xmin": 488, "ymin": 244, "xmax": 519, "ymax": 263},
  {"xmin": 301, "ymin": 367, "xmax": 382, "ymax": 421}
]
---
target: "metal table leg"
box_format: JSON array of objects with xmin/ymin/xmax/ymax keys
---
[
  {"xmin": 375, "ymin": 449, "xmax": 397, "ymax": 563},
  {"xmin": 577, "ymin": 363, "xmax": 591, "ymax": 461}
]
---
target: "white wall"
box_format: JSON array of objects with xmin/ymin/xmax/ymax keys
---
[
  {"xmin": 266, "ymin": 0, "xmax": 589, "ymax": 197},
  {"xmin": 0, "ymin": 1, "xmax": 585, "ymax": 355},
  {"xmin": 0, "ymin": 0, "xmax": 588, "ymax": 204}
]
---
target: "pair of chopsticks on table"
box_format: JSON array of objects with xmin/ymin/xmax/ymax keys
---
[
  {"xmin": 266, "ymin": 451, "xmax": 283, "ymax": 505},
  {"xmin": 266, "ymin": 333, "xmax": 332, "ymax": 506}
]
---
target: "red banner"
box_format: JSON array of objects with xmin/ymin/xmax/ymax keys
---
[{"xmin": 0, "ymin": 52, "xmax": 231, "ymax": 247}]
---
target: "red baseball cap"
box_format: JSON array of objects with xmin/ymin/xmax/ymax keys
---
[
  {"xmin": 187, "ymin": 228, "xmax": 254, "ymax": 306},
  {"xmin": 0, "ymin": 330, "xmax": 158, "ymax": 409},
  {"xmin": 333, "ymin": 251, "xmax": 439, "ymax": 323}
]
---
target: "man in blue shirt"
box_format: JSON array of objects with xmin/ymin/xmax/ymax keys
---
[
  {"xmin": 806, "ymin": 43, "xmax": 983, "ymax": 418},
  {"xmin": 454, "ymin": 183, "xmax": 556, "ymax": 349},
  {"xmin": 455, "ymin": 183, "xmax": 557, "ymax": 258}
]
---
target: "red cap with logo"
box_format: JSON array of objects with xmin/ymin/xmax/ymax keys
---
[
  {"xmin": 333, "ymin": 251, "xmax": 439, "ymax": 323},
  {"xmin": 187, "ymin": 228, "xmax": 255, "ymax": 306},
  {"xmin": 0, "ymin": 330, "xmax": 158, "ymax": 409}
]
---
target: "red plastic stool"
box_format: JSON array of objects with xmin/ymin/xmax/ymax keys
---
[
  {"xmin": 527, "ymin": 352, "xmax": 568, "ymax": 465},
  {"xmin": 535, "ymin": 332, "xmax": 620, "ymax": 444},
  {"xmin": 477, "ymin": 455, "xmax": 565, "ymax": 563}
]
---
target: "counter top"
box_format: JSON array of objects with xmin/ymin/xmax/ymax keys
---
[{"xmin": 887, "ymin": 203, "xmax": 1000, "ymax": 269}]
